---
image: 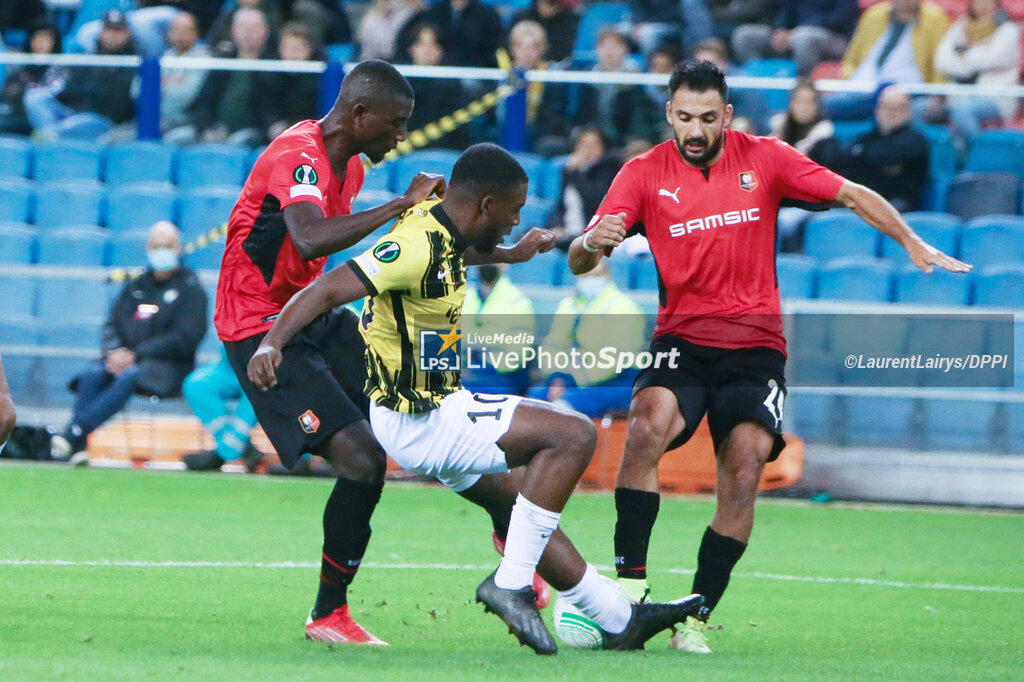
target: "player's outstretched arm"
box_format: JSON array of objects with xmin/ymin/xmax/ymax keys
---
[
  {"xmin": 567, "ymin": 213, "xmax": 627, "ymax": 274},
  {"xmin": 465, "ymin": 228, "xmax": 556, "ymax": 265},
  {"xmin": 284, "ymin": 172, "xmax": 446, "ymax": 260},
  {"xmin": 247, "ymin": 265, "xmax": 371, "ymax": 390},
  {"xmin": 836, "ymin": 181, "xmax": 972, "ymax": 274}
]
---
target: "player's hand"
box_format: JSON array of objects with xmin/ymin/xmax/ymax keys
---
[
  {"xmin": 584, "ymin": 212, "xmax": 628, "ymax": 251},
  {"xmin": 247, "ymin": 345, "xmax": 283, "ymax": 390},
  {"xmin": 906, "ymin": 239, "xmax": 972, "ymax": 275},
  {"xmin": 506, "ymin": 228, "xmax": 556, "ymax": 263},
  {"xmin": 402, "ymin": 172, "xmax": 446, "ymax": 207}
]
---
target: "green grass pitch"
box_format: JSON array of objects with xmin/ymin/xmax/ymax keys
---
[{"xmin": 0, "ymin": 464, "xmax": 1021, "ymax": 681}]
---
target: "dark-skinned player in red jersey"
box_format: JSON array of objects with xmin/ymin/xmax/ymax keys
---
[
  {"xmin": 568, "ymin": 60, "xmax": 972, "ymax": 653},
  {"xmin": 216, "ymin": 60, "xmax": 553, "ymax": 644}
]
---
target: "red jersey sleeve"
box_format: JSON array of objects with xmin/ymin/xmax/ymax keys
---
[
  {"xmin": 587, "ymin": 158, "xmax": 646, "ymax": 233},
  {"xmin": 266, "ymin": 146, "xmax": 335, "ymax": 212},
  {"xmin": 766, "ymin": 137, "xmax": 845, "ymax": 204}
]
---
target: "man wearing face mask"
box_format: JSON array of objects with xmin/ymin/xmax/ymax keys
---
[
  {"xmin": 527, "ymin": 261, "xmax": 646, "ymax": 417},
  {"xmin": 50, "ymin": 222, "xmax": 207, "ymax": 463}
]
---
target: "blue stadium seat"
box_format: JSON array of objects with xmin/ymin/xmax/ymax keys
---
[
  {"xmin": 183, "ymin": 239, "xmax": 225, "ymax": 272},
  {"xmin": 105, "ymin": 141, "xmax": 175, "ymax": 186},
  {"xmin": 352, "ymin": 190, "xmax": 398, "ymax": 214},
  {"xmin": 177, "ymin": 186, "xmax": 240, "ymax": 237},
  {"xmin": 881, "ymin": 212, "xmax": 960, "ymax": 260},
  {"xmin": 552, "ymin": 256, "xmax": 574, "ymax": 287},
  {"xmin": 326, "ymin": 42, "xmax": 356, "ymax": 63},
  {"xmin": 894, "ymin": 264, "xmax": 971, "ymax": 305},
  {"xmin": 33, "ymin": 140, "xmax": 103, "ymax": 182},
  {"xmin": 1006, "ymin": 401, "xmax": 1024, "ymax": 451},
  {"xmin": 960, "ymin": 215, "xmax": 1024, "ymax": 267},
  {"xmin": 392, "ymin": 150, "xmax": 460, "ymax": 193},
  {"xmin": 36, "ymin": 226, "xmax": 109, "ymax": 266},
  {"xmin": 176, "ymin": 144, "xmax": 249, "ymax": 189},
  {"xmin": 776, "ymin": 254, "xmax": 816, "ymax": 299},
  {"xmin": 0, "ymin": 315, "xmax": 40, "ymax": 401},
  {"xmin": 574, "ymin": 2, "xmax": 631, "ymax": 60},
  {"xmin": 738, "ymin": 59, "xmax": 797, "ymax": 111},
  {"xmin": 964, "ymin": 129, "xmax": 1024, "ymax": 175},
  {"xmin": 106, "ymin": 183, "xmax": 178, "ymax": 233},
  {"xmin": 972, "ymin": 264, "xmax": 1024, "ymax": 307},
  {"xmin": 922, "ymin": 398, "xmax": 998, "ymax": 451},
  {"xmin": 830, "ymin": 120, "xmax": 873, "ymax": 146},
  {"xmin": 361, "ymin": 163, "xmax": 393, "ymax": 193},
  {"xmin": 816, "ymin": 257, "xmax": 894, "ymax": 302},
  {"xmin": 33, "ymin": 181, "xmax": 104, "ymax": 229},
  {"xmin": 542, "ymin": 155, "xmax": 569, "ymax": 201},
  {"xmin": 905, "ymin": 316, "xmax": 990, "ymax": 386},
  {"xmin": 945, "ymin": 172, "xmax": 1022, "ymax": 221},
  {"xmin": 608, "ymin": 255, "xmax": 632, "ymax": 290},
  {"xmin": 0, "ymin": 136, "xmax": 32, "ymax": 178},
  {"xmin": 38, "ymin": 319, "xmax": 103, "ymax": 351},
  {"xmin": 829, "ymin": 313, "xmax": 907, "ymax": 360},
  {"xmin": 36, "ymin": 278, "xmax": 110, "ymax": 320},
  {"xmin": 921, "ymin": 124, "xmax": 960, "ymax": 180},
  {"xmin": 519, "ymin": 198, "xmax": 552, "ymax": 231},
  {"xmin": 788, "ymin": 392, "xmax": 836, "ymax": 442},
  {"xmin": 0, "ymin": 177, "xmax": 35, "ymax": 223},
  {"xmin": 840, "ymin": 396, "xmax": 916, "ymax": 448},
  {"xmin": 505, "ymin": 250, "xmax": 558, "ymax": 286},
  {"xmin": 631, "ymin": 254, "xmax": 661, "ymax": 291},
  {"xmin": 0, "ymin": 223, "xmax": 37, "ymax": 264},
  {"xmin": 803, "ymin": 210, "xmax": 879, "ymax": 260},
  {"xmin": 514, "ymin": 152, "xmax": 548, "ymax": 197},
  {"xmin": 0, "ymin": 277, "xmax": 36, "ymax": 317},
  {"xmin": 109, "ymin": 229, "xmax": 150, "ymax": 268}
]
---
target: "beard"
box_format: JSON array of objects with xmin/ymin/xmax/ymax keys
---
[{"xmin": 676, "ymin": 131, "xmax": 724, "ymax": 166}]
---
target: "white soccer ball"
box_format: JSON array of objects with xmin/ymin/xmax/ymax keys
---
[{"xmin": 552, "ymin": 576, "xmax": 628, "ymax": 649}]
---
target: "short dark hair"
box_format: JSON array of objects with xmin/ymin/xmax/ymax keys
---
[
  {"xmin": 341, "ymin": 59, "xmax": 414, "ymax": 105},
  {"xmin": 451, "ymin": 143, "xmax": 528, "ymax": 196},
  {"xmin": 668, "ymin": 59, "xmax": 728, "ymax": 102}
]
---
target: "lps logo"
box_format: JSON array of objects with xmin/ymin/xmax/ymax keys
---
[{"xmin": 419, "ymin": 325, "xmax": 462, "ymax": 372}]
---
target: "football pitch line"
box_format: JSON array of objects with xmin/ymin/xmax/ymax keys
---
[{"xmin": 2, "ymin": 559, "xmax": 1022, "ymax": 595}]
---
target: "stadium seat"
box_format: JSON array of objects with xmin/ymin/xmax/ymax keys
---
[
  {"xmin": 106, "ymin": 183, "xmax": 178, "ymax": 233},
  {"xmin": 392, "ymin": 149, "xmax": 460, "ymax": 194},
  {"xmin": 36, "ymin": 278, "xmax": 110, "ymax": 320},
  {"xmin": 104, "ymin": 141, "xmax": 175, "ymax": 186},
  {"xmin": 905, "ymin": 316, "xmax": 992, "ymax": 386},
  {"xmin": 33, "ymin": 140, "xmax": 103, "ymax": 182},
  {"xmin": 33, "ymin": 181, "xmax": 104, "ymax": 229},
  {"xmin": 816, "ymin": 257, "xmax": 894, "ymax": 302},
  {"xmin": 0, "ymin": 177, "xmax": 35, "ymax": 223},
  {"xmin": 893, "ymin": 264, "xmax": 971, "ymax": 305},
  {"xmin": 631, "ymin": 254, "xmax": 662, "ymax": 291},
  {"xmin": 922, "ymin": 398, "xmax": 999, "ymax": 451},
  {"xmin": 519, "ymin": 198, "xmax": 552, "ymax": 231},
  {"xmin": 574, "ymin": 2, "xmax": 631, "ymax": 60},
  {"xmin": 803, "ymin": 210, "xmax": 880, "ymax": 260},
  {"xmin": 840, "ymin": 395, "xmax": 916, "ymax": 448},
  {"xmin": 38, "ymin": 319, "xmax": 103, "ymax": 351},
  {"xmin": 542, "ymin": 155, "xmax": 568, "ymax": 201},
  {"xmin": 183, "ymin": 239, "xmax": 225, "ymax": 272},
  {"xmin": 177, "ymin": 186, "xmax": 240, "ymax": 237},
  {"xmin": 504, "ymin": 250, "xmax": 558, "ymax": 286},
  {"xmin": 326, "ymin": 42, "xmax": 355, "ymax": 63},
  {"xmin": 738, "ymin": 59, "xmax": 797, "ymax": 111},
  {"xmin": 921, "ymin": 124, "xmax": 960, "ymax": 180},
  {"xmin": 0, "ymin": 277, "xmax": 36, "ymax": 317},
  {"xmin": 881, "ymin": 212, "xmax": 960, "ymax": 260},
  {"xmin": 0, "ymin": 315, "xmax": 40, "ymax": 401},
  {"xmin": 944, "ymin": 172, "xmax": 1021, "ymax": 221},
  {"xmin": 513, "ymin": 152, "xmax": 548, "ymax": 197},
  {"xmin": 109, "ymin": 229, "xmax": 150, "ymax": 268},
  {"xmin": 609, "ymin": 255, "xmax": 632, "ymax": 290},
  {"xmin": 776, "ymin": 254, "xmax": 817, "ymax": 299},
  {"xmin": 175, "ymin": 144, "xmax": 249, "ymax": 189},
  {"xmin": 788, "ymin": 392, "xmax": 836, "ymax": 442},
  {"xmin": 972, "ymin": 264, "xmax": 1024, "ymax": 307},
  {"xmin": 361, "ymin": 163, "xmax": 393, "ymax": 193},
  {"xmin": 963, "ymin": 129, "xmax": 1024, "ymax": 175},
  {"xmin": 830, "ymin": 120, "xmax": 874, "ymax": 146},
  {"xmin": 960, "ymin": 216, "xmax": 1024, "ymax": 267},
  {"xmin": 829, "ymin": 313, "xmax": 907, "ymax": 360},
  {"xmin": 0, "ymin": 223, "xmax": 37, "ymax": 264},
  {"xmin": 36, "ymin": 226, "xmax": 109, "ymax": 266},
  {"xmin": 0, "ymin": 136, "xmax": 32, "ymax": 178},
  {"xmin": 1006, "ymin": 401, "xmax": 1024, "ymax": 451}
]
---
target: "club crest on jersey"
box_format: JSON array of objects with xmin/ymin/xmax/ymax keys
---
[
  {"xmin": 298, "ymin": 409, "xmax": 320, "ymax": 434},
  {"xmin": 739, "ymin": 170, "xmax": 758, "ymax": 192},
  {"xmin": 373, "ymin": 241, "xmax": 401, "ymax": 263},
  {"xmin": 293, "ymin": 164, "xmax": 318, "ymax": 185}
]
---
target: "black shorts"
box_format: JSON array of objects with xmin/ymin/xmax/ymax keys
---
[
  {"xmin": 224, "ymin": 307, "xmax": 370, "ymax": 468},
  {"xmin": 633, "ymin": 334, "xmax": 787, "ymax": 461}
]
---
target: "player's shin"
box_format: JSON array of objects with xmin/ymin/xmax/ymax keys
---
[
  {"xmin": 314, "ymin": 476, "xmax": 384, "ymax": 618},
  {"xmin": 614, "ymin": 487, "xmax": 660, "ymax": 581},
  {"xmin": 558, "ymin": 563, "xmax": 632, "ymax": 634},
  {"xmin": 690, "ymin": 525, "xmax": 746, "ymax": 614},
  {"xmin": 493, "ymin": 493, "xmax": 560, "ymax": 590}
]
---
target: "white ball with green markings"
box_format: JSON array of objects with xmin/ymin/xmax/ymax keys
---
[{"xmin": 552, "ymin": 576, "xmax": 626, "ymax": 649}]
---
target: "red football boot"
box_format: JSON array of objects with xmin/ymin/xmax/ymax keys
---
[
  {"xmin": 491, "ymin": 531, "xmax": 551, "ymax": 610},
  {"xmin": 305, "ymin": 604, "xmax": 388, "ymax": 645}
]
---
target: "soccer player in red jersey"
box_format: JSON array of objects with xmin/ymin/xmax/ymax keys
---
[{"xmin": 568, "ymin": 60, "xmax": 971, "ymax": 652}]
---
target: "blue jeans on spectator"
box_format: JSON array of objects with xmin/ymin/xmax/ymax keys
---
[
  {"xmin": 70, "ymin": 361, "xmax": 140, "ymax": 437},
  {"xmin": 527, "ymin": 370, "xmax": 640, "ymax": 417},
  {"xmin": 182, "ymin": 353, "xmax": 258, "ymax": 462},
  {"xmin": 23, "ymin": 87, "xmax": 113, "ymax": 140}
]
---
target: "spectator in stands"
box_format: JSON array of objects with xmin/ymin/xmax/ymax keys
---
[
  {"xmin": 358, "ymin": 0, "xmax": 424, "ymax": 61},
  {"xmin": 23, "ymin": 10, "xmax": 140, "ymax": 141},
  {"xmin": 180, "ymin": 347, "xmax": 264, "ymax": 472},
  {"xmin": 731, "ymin": 0, "xmax": 858, "ymax": 77},
  {"xmin": 708, "ymin": 0, "xmax": 774, "ymax": 44},
  {"xmin": 397, "ymin": 21, "xmax": 470, "ymax": 149},
  {"xmin": 502, "ymin": 19, "xmax": 572, "ymax": 154},
  {"xmin": 207, "ymin": 0, "xmax": 283, "ymax": 54},
  {"xmin": 509, "ymin": 0, "xmax": 580, "ymax": 64},
  {"xmin": 692, "ymin": 37, "xmax": 771, "ymax": 134},
  {"xmin": 629, "ymin": 0, "xmax": 713, "ymax": 56},
  {"xmin": 267, "ymin": 21, "xmax": 324, "ymax": 140},
  {"xmin": 159, "ymin": 12, "xmax": 210, "ymax": 142},
  {"xmin": 72, "ymin": 4, "xmax": 182, "ymax": 57},
  {"xmin": 643, "ymin": 45, "xmax": 680, "ymax": 109},
  {"xmin": 0, "ymin": 354, "xmax": 15, "ymax": 454},
  {"xmin": 397, "ymin": 0, "xmax": 503, "ymax": 67},
  {"xmin": 279, "ymin": 0, "xmax": 353, "ymax": 47},
  {"xmin": 0, "ymin": 2, "xmax": 47, "ymax": 36},
  {"xmin": 843, "ymin": 0, "xmax": 952, "ymax": 85},
  {"xmin": 0, "ymin": 23, "xmax": 63, "ymax": 136},
  {"xmin": 184, "ymin": 7, "xmax": 279, "ymax": 146},
  {"xmin": 934, "ymin": 0, "xmax": 1021, "ymax": 134},
  {"xmin": 840, "ymin": 85, "xmax": 930, "ymax": 212},
  {"xmin": 575, "ymin": 28, "xmax": 655, "ymax": 147},
  {"xmin": 460, "ymin": 265, "xmax": 537, "ymax": 395},
  {"xmin": 50, "ymin": 222, "xmax": 207, "ymax": 464},
  {"xmin": 546, "ymin": 125, "xmax": 622, "ymax": 249},
  {"xmin": 527, "ymin": 260, "xmax": 646, "ymax": 417}
]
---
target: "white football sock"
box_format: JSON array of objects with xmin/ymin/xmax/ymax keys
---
[
  {"xmin": 493, "ymin": 494, "xmax": 560, "ymax": 590},
  {"xmin": 559, "ymin": 564, "xmax": 632, "ymax": 634}
]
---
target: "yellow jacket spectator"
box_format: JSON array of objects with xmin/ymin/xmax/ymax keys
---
[{"xmin": 842, "ymin": 0, "xmax": 951, "ymax": 84}]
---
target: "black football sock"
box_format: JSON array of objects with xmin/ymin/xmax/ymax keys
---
[
  {"xmin": 313, "ymin": 477, "xmax": 384, "ymax": 619},
  {"xmin": 613, "ymin": 487, "xmax": 660, "ymax": 580},
  {"xmin": 691, "ymin": 526, "xmax": 747, "ymax": 615}
]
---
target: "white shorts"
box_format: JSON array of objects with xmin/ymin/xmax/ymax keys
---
[{"xmin": 369, "ymin": 389, "xmax": 523, "ymax": 492}]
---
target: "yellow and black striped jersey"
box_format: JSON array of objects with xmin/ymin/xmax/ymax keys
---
[{"xmin": 347, "ymin": 199, "xmax": 469, "ymax": 414}]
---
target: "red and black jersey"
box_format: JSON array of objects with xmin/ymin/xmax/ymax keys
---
[
  {"xmin": 215, "ymin": 120, "xmax": 365, "ymax": 341},
  {"xmin": 590, "ymin": 130, "xmax": 845, "ymax": 355}
]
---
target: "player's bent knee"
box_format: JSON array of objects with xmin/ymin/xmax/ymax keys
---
[
  {"xmin": 562, "ymin": 413, "xmax": 596, "ymax": 466},
  {"xmin": 323, "ymin": 421, "xmax": 387, "ymax": 484}
]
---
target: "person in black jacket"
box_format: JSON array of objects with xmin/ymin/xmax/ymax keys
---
[
  {"xmin": 546, "ymin": 125, "xmax": 622, "ymax": 249},
  {"xmin": 0, "ymin": 23, "xmax": 63, "ymax": 136},
  {"xmin": 396, "ymin": 0, "xmax": 502, "ymax": 67},
  {"xmin": 50, "ymin": 222, "xmax": 208, "ymax": 463}
]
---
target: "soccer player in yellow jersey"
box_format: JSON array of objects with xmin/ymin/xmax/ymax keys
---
[{"xmin": 248, "ymin": 143, "xmax": 704, "ymax": 654}]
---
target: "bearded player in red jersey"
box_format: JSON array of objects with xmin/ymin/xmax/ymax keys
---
[{"xmin": 568, "ymin": 60, "xmax": 971, "ymax": 653}]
